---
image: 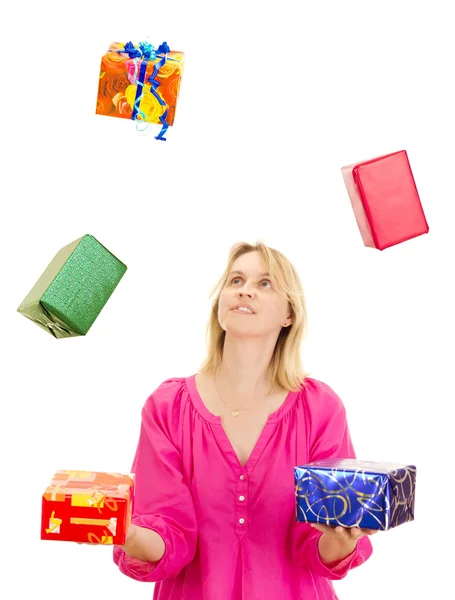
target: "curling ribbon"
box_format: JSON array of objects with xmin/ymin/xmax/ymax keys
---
[
  {"xmin": 113, "ymin": 41, "xmax": 173, "ymax": 141},
  {"xmin": 87, "ymin": 530, "xmax": 113, "ymax": 544},
  {"xmin": 87, "ymin": 489, "xmax": 119, "ymax": 513}
]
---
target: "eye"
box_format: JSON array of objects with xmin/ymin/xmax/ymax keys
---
[
  {"xmin": 231, "ymin": 277, "xmax": 242, "ymax": 285},
  {"xmin": 260, "ymin": 280, "xmax": 272, "ymax": 288}
]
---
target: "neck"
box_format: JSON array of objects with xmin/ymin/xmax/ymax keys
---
[{"xmin": 216, "ymin": 333, "xmax": 277, "ymax": 398}]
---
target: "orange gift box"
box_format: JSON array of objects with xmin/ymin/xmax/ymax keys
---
[
  {"xmin": 41, "ymin": 470, "xmax": 134, "ymax": 545},
  {"xmin": 341, "ymin": 150, "xmax": 429, "ymax": 250},
  {"xmin": 95, "ymin": 41, "xmax": 184, "ymax": 140}
]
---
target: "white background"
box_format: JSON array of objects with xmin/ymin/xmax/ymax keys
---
[{"xmin": 1, "ymin": 0, "xmax": 453, "ymax": 598}]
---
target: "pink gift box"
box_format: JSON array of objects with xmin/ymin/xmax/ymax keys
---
[{"xmin": 341, "ymin": 150, "xmax": 429, "ymax": 250}]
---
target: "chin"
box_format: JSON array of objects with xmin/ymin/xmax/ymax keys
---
[{"xmin": 224, "ymin": 326, "xmax": 261, "ymax": 339}]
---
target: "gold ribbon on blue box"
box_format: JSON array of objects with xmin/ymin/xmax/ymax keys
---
[{"xmin": 294, "ymin": 458, "xmax": 416, "ymax": 531}]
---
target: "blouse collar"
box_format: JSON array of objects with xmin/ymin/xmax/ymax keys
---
[{"xmin": 185, "ymin": 374, "xmax": 300, "ymax": 425}]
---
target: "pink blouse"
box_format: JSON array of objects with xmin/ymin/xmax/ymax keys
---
[{"xmin": 113, "ymin": 375, "xmax": 373, "ymax": 599}]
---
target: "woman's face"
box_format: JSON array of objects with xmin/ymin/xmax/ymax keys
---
[{"xmin": 218, "ymin": 251, "xmax": 292, "ymax": 338}]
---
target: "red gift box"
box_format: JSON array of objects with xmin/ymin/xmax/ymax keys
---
[
  {"xmin": 41, "ymin": 470, "xmax": 134, "ymax": 545},
  {"xmin": 341, "ymin": 150, "xmax": 429, "ymax": 250}
]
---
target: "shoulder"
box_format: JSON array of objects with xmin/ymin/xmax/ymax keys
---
[
  {"xmin": 297, "ymin": 377, "xmax": 347, "ymax": 418},
  {"xmin": 297, "ymin": 379, "xmax": 355, "ymax": 460},
  {"xmin": 142, "ymin": 377, "xmax": 191, "ymax": 430}
]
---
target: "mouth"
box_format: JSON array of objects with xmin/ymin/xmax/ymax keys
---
[{"xmin": 232, "ymin": 305, "xmax": 255, "ymax": 315}]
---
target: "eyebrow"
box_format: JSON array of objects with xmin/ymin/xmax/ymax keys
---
[{"xmin": 229, "ymin": 270, "xmax": 271, "ymax": 278}]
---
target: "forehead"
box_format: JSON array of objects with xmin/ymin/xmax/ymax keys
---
[{"xmin": 230, "ymin": 251, "xmax": 267, "ymax": 273}]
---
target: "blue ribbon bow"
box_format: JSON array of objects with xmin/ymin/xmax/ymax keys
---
[{"xmin": 114, "ymin": 40, "xmax": 173, "ymax": 140}]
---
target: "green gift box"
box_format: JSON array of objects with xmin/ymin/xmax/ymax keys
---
[{"xmin": 17, "ymin": 235, "xmax": 127, "ymax": 338}]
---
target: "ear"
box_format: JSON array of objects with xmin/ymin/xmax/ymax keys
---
[{"xmin": 283, "ymin": 316, "xmax": 293, "ymax": 328}]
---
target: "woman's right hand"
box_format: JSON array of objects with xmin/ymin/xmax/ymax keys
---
[
  {"xmin": 117, "ymin": 522, "xmax": 139, "ymax": 552},
  {"xmin": 117, "ymin": 523, "xmax": 166, "ymax": 564},
  {"xmin": 76, "ymin": 523, "xmax": 165, "ymax": 564}
]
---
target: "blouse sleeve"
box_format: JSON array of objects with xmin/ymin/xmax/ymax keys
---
[
  {"xmin": 290, "ymin": 380, "xmax": 373, "ymax": 580},
  {"xmin": 113, "ymin": 379, "xmax": 198, "ymax": 582}
]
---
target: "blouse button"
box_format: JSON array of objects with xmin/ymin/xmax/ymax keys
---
[
  {"xmin": 239, "ymin": 474, "xmax": 246, "ymax": 480},
  {"xmin": 239, "ymin": 518, "xmax": 245, "ymax": 524},
  {"xmin": 239, "ymin": 495, "xmax": 245, "ymax": 501}
]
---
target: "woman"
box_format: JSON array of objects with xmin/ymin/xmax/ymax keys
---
[{"xmin": 113, "ymin": 241, "xmax": 375, "ymax": 599}]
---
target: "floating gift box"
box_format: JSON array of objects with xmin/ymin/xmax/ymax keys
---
[
  {"xmin": 294, "ymin": 458, "xmax": 416, "ymax": 531},
  {"xmin": 41, "ymin": 470, "xmax": 134, "ymax": 545},
  {"xmin": 17, "ymin": 234, "xmax": 127, "ymax": 338},
  {"xmin": 341, "ymin": 150, "xmax": 429, "ymax": 250},
  {"xmin": 96, "ymin": 41, "xmax": 184, "ymax": 140}
]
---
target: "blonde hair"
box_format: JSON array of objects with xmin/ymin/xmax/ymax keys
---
[{"xmin": 199, "ymin": 241, "xmax": 309, "ymax": 392}]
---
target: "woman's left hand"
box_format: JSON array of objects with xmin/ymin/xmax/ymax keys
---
[{"xmin": 310, "ymin": 523, "xmax": 378, "ymax": 542}]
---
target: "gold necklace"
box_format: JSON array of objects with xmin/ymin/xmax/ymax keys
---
[{"xmin": 215, "ymin": 372, "xmax": 274, "ymax": 417}]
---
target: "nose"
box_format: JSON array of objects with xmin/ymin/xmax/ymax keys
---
[{"xmin": 238, "ymin": 281, "xmax": 256, "ymax": 298}]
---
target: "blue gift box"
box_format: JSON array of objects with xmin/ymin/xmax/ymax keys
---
[{"xmin": 294, "ymin": 458, "xmax": 416, "ymax": 531}]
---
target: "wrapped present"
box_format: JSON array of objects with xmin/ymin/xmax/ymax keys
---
[
  {"xmin": 294, "ymin": 458, "xmax": 416, "ymax": 531},
  {"xmin": 41, "ymin": 470, "xmax": 135, "ymax": 545},
  {"xmin": 17, "ymin": 234, "xmax": 127, "ymax": 338},
  {"xmin": 341, "ymin": 150, "xmax": 429, "ymax": 250},
  {"xmin": 96, "ymin": 40, "xmax": 184, "ymax": 141}
]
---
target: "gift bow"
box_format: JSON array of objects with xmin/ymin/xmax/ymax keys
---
[
  {"xmin": 113, "ymin": 40, "xmax": 173, "ymax": 140},
  {"xmin": 122, "ymin": 40, "xmax": 170, "ymax": 60}
]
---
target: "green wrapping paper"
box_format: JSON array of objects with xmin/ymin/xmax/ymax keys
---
[{"xmin": 17, "ymin": 235, "xmax": 127, "ymax": 338}]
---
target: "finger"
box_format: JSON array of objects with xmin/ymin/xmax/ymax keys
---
[
  {"xmin": 311, "ymin": 523, "xmax": 348, "ymax": 539},
  {"xmin": 310, "ymin": 523, "xmax": 332, "ymax": 535},
  {"xmin": 76, "ymin": 541, "xmax": 99, "ymax": 546},
  {"xmin": 348, "ymin": 527, "xmax": 364, "ymax": 539},
  {"xmin": 361, "ymin": 528, "xmax": 378, "ymax": 536}
]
